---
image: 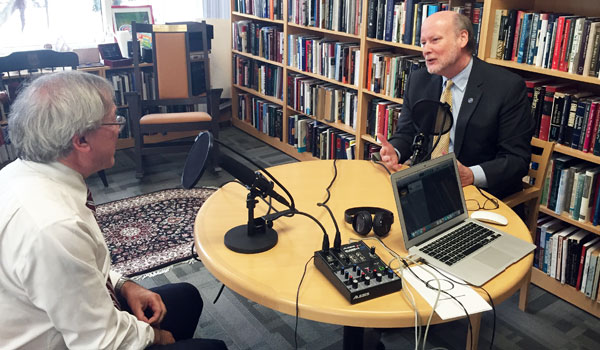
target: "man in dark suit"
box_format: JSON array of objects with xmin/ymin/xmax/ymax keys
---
[{"xmin": 378, "ymin": 11, "xmax": 533, "ymax": 199}]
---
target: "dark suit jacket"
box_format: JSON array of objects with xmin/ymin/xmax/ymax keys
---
[{"xmin": 390, "ymin": 57, "xmax": 534, "ymax": 199}]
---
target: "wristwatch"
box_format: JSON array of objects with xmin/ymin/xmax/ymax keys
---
[{"xmin": 114, "ymin": 276, "xmax": 134, "ymax": 292}]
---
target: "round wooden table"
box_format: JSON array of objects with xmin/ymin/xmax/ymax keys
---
[{"xmin": 194, "ymin": 160, "xmax": 533, "ymax": 349}]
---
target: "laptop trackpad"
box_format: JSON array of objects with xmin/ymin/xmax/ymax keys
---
[{"xmin": 473, "ymin": 247, "xmax": 511, "ymax": 268}]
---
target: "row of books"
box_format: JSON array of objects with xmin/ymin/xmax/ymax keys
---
[
  {"xmin": 238, "ymin": 93, "xmax": 284, "ymax": 140},
  {"xmin": 366, "ymin": 1, "xmax": 482, "ymax": 53},
  {"xmin": 287, "ymin": 73, "xmax": 358, "ymax": 128},
  {"xmin": 234, "ymin": 0, "xmax": 283, "ymax": 21},
  {"xmin": 541, "ymin": 154, "xmax": 600, "ymax": 226},
  {"xmin": 287, "ymin": 34, "xmax": 360, "ymax": 86},
  {"xmin": 535, "ymin": 215, "xmax": 600, "ymax": 301},
  {"xmin": 0, "ymin": 125, "xmax": 16, "ymax": 165},
  {"xmin": 490, "ymin": 10, "xmax": 600, "ymax": 78},
  {"xmin": 366, "ymin": 99, "xmax": 402, "ymax": 142},
  {"xmin": 232, "ymin": 20, "xmax": 284, "ymax": 63},
  {"xmin": 287, "ymin": 0, "xmax": 363, "ymax": 36},
  {"xmin": 528, "ymin": 79, "xmax": 600, "ymax": 155},
  {"xmin": 367, "ymin": 0, "xmax": 447, "ymax": 43},
  {"xmin": 365, "ymin": 50, "xmax": 424, "ymax": 98},
  {"xmin": 289, "ymin": 116, "xmax": 356, "ymax": 159},
  {"xmin": 233, "ymin": 55, "xmax": 284, "ymax": 100}
]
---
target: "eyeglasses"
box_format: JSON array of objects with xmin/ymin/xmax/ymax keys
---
[
  {"xmin": 465, "ymin": 187, "xmax": 499, "ymax": 211},
  {"xmin": 101, "ymin": 115, "xmax": 126, "ymax": 132}
]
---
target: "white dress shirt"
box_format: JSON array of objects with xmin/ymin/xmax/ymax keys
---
[{"xmin": 0, "ymin": 159, "xmax": 154, "ymax": 349}]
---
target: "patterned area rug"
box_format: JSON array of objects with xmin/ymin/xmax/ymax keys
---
[{"xmin": 96, "ymin": 188, "xmax": 217, "ymax": 277}]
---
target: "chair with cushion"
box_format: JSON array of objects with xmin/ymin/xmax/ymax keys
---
[
  {"xmin": 0, "ymin": 50, "xmax": 109, "ymax": 187},
  {"xmin": 125, "ymin": 21, "xmax": 221, "ymax": 178},
  {"xmin": 502, "ymin": 137, "xmax": 554, "ymax": 311}
]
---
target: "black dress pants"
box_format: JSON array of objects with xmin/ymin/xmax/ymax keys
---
[{"xmin": 119, "ymin": 282, "xmax": 227, "ymax": 350}]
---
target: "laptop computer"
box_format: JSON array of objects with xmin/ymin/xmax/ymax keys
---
[{"xmin": 390, "ymin": 153, "xmax": 535, "ymax": 286}]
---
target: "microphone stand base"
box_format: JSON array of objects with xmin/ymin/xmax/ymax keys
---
[{"xmin": 224, "ymin": 225, "xmax": 278, "ymax": 254}]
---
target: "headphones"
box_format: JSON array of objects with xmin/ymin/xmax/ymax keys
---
[{"xmin": 344, "ymin": 207, "xmax": 394, "ymax": 237}]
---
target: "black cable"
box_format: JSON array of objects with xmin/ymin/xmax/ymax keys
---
[
  {"xmin": 191, "ymin": 242, "xmax": 201, "ymax": 262},
  {"xmin": 316, "ymin": 159, "xmax": 340, "ymax": 250},
  {"xmin": 213, "ymin": 284, "xmax": 225, "ymax": 304},
  {"xmin": 371, "ymin": 160, "xmax": 392, "ymax": 175},
  {"xmin": 294, "ymin": 210, "xmax": 329, "ymax": 251},
  {"xmin": 425, "ymin": 264, "xmax": 497, "ymax": 350},
  {"xmin": 295, "ymin": 255, "xmax": 314, "ymax": 350}
]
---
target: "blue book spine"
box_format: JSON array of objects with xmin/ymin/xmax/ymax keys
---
[
  {"xmin": 517, "ymin": 13, "xmax": 532, "ymax": 63},
  {"xmin": 384, "ymin": 0, "xmax": 395, "ymax": 42},
  {"xmin": 402, "ymin": 0, "xmax": 416, "ymax": 45},
  {"xmin": 526, "ymin": 13, "xmax": 540, "ymax": 65},
  {"xmin": 593, "ymin": 187, "xmax": 600, "ymax": 225}
]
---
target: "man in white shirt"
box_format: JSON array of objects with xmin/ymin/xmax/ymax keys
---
[{"xmin": 0, "ymin": 71, "xmax": 227, "ymax": 350}]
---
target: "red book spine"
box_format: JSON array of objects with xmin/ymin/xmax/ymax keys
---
[
  {"xmin": 583, "ymin": 101, "xmax": 599, "ymax": 152},
  {"xmin": 552, "ymin": 16, "xmax": 567, "ymax": 70},
  {"xmin": 576, "ymin": 244, "xmax": 590, "ymax": 289},
  {"xmin": 539, "ymin": 92, "xmax": 556, "ymax": 141},
  {"xmin": 511, "ymin": 11, "xmax": 525, "ymax": 61},
  {"xmin": 558, "ymin": 19, "xmax": 573, "ymax": 72}
]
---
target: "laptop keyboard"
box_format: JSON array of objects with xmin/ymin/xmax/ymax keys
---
[{"xmin": 420, "ymin": 222, "xmax": 501, "ymax": 266}]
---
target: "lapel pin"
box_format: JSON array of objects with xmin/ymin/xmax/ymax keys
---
[{"xmin": 467, "ymin": 97, "xmax": 474, "ymax": 103}]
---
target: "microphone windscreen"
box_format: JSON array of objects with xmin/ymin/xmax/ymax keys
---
[{"xmin": 181, "ymin": 131, "xmax": 212, "ymax": 189}]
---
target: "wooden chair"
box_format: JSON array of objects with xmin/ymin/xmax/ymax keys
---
[
  {"xmin": 0, "ymin": 50, "xmax": 109, "ymax": 186},
  {"xmin": 502, "ymin": 137, "xmax": 555, "ymax": 311},
  {"xmin": 125, "ymin": 21, "xmax": 221, "ymax": 178}
]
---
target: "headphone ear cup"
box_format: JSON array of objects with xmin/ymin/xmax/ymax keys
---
[
  {"xmin": 372, "ymin": 212, "xmax": 392, "ymax": 237},
  {"xmin": 352, "ymin": 211, "xmax": 373, "ymax": 236}
]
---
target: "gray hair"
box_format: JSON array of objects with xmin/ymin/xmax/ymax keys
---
[
  {"xmin": 454, "ymin": 13, "xmax": 476, "ymax": 54},
  {"xmin": 8, "ymin": 71, "xmax": 115, "ymax": 162}
]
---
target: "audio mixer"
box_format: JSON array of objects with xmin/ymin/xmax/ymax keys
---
[{"xmin": 314, "ymin": 240, "xmax": 402, "ymax": 304}]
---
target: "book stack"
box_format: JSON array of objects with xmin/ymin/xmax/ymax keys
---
[
  {"xmin": 234, "ymin": 0, "xmax": 283, "ymax": 21},
  {"xmin": 233, "ymin": 54, "xmax": 284, "ymax": 100},
  {"xmin": 528, "ymin": 79, "xmax": 600, "ymax": 155},
  {"xmin": 366, "ymin": 99, "xmax": 402, "ymax": 142},
  {"xmin": 287, "ymin": 34, "xmax": 360, "ymax": 86},
  {"xmin": 490, "ymin": 10, "xmax": 600, "ymax": 77},
  {"xmin": 288, "ymin": 118, "xmax": 355, "ymax": 159},
  {"xmin": 365, "ymin": 1, "xmax": 481, "ymax": 53},
  {"xmin": 535, "ymin": 215, "xmax": 600, "ymax": 300},
  {"xmin": 365, "ymin": 50, "xmax": 423, "ymax": 98},
  {"xmin": 540, "ymin": 154, "xmax": 600, "ymax": 226},
  {"xmin": 238, "ymin": 93, "xmax": 283, "ymax": 140},
  {"xmin": 287, "ymin": 73, "xmax": 358, "ymax": 129},
  {"xmin": 232, "ymin": 20, "xmax": 284, "ymax": 63},
  {"xmin": 288, "ymin": 0, "xmax": 363, "ymax": 36}
]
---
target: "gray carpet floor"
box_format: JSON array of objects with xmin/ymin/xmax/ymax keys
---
[{"xmin": 87, "ymin": 126, "xmax": 600, "ymax": 350}]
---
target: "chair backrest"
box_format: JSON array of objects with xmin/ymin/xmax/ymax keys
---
[
  {"xmin": 527, "ymin": 137, "xmax": 555, "ymax": 191},
  {"xmin": 0, "ymin": 49, "xmax": 79, "ymax": 102},
  {"xmin": 131, "ymin": 21, "xmax": 212, "ymax": 102},
  {"xmin": 0, "ymin": 50, "xmax": 78, "ymax": 76}
]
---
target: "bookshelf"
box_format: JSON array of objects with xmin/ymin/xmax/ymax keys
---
[{"xmin": 480, "ymin": 0, "xmax": 600, "ymax": 317}]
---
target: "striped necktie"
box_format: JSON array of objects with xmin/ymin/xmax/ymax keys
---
[
  {"xmin": 431, "ymin": 80, "xmax": 453, "ymax": 158},
  {"xmin": 86, "ymin": 186, "xmax": 121, "ymax": 310}
]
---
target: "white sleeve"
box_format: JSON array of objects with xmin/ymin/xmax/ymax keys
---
[{"xmin": 15, "ymin": 218, "xmax": 154, "ymax": 350}]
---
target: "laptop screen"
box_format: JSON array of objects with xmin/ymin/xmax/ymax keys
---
[{"xmin": 391, "ymin": 154, "xmax": 468, "ymax": 248}]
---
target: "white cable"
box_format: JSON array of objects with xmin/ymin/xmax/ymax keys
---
[{"xmin": 350, "ymin": 237, "xmax": 443, "ymax": 350}]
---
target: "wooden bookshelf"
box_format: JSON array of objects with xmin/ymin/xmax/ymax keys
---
[
  {"xmin": 481, "ymin": 0, "xmax": 600, "ymax": 317},
  {"xmin": 531, "ymin": 267, "xmax": 600, "ymax": 318}
]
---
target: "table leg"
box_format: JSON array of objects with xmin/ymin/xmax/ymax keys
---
[
  {"xmin": 466, "ymin": 312, "xmax": 482, "ymax": 350},
  {"xmin": 343, "ymin": 326, "xmax": 364, "ymax": 350}
]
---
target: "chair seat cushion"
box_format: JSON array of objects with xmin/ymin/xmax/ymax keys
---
[{"xmin": 140, "ymin": 111, "xmax": 212, "ymax": 125}]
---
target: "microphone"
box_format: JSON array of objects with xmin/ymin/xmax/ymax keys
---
[
  {"xmin": 220, "ymin": 153, "xmax": 291, "ymax": 208},
  {"xmin": 409, "ymin": 99, "xmax": 452, "ymax": 165}
]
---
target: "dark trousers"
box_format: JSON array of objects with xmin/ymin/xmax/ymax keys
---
[{"xmin": 119, "ymin": 282, "xmax": 227, "ymax": 350}]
